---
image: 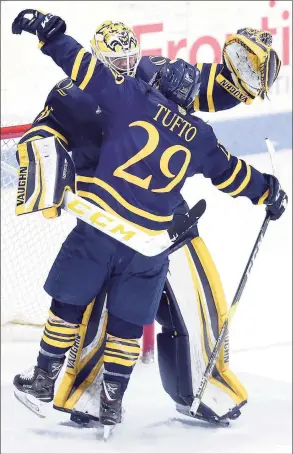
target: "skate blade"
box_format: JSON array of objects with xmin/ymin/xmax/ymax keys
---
[
  {"xmin": 103, "ymin": 424, "xmax": 115, "ymax": 442},
  {"xmin": 14, "ymin": 389, "xmax": 49, "ymax": 418}
]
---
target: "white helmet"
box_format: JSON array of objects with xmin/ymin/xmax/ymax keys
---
[{"xmin": 91, "ymin": 20, "xmax": 141, "ymax": 77}]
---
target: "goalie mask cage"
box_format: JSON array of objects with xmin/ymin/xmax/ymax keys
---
[{"xmin": 1, "ymin": 123, "xmax": 154, "ymax": 362}]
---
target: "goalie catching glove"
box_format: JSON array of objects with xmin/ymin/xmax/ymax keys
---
[
  {"xmin": 222, "ymin": 27, "xmax": 281, "ymax": 100},
  {"xmin": 16, "ymin": 136, "xmax": 76, "ymax": 216}
]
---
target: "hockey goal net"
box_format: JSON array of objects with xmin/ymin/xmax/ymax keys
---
[{"xmin": 1, "ymin": 124, "xmax": 154, "ymax": 360}]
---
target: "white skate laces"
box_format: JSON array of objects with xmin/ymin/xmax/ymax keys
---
[{"xmin": 19, "ymin": 366, "xmax": 36, "ymax": 380}]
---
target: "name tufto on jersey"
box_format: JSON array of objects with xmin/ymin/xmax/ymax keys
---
[
  {"xmin": 20, "ymin": 35, "xmax": 268, "ymax": 232},
  {"xmin": 19, "ymin": 48, "xmax": 257, "ymax": 171}
]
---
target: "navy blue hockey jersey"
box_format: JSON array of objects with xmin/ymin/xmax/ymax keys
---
[
  {"xmin": 19, "ymin": 48, "xmax": 258, "ymax": 194},
  {"xmin": 136, "ymin": 56, "xmax": 255, "ymax": 113},
  {"xmin": 34, "ymin": 34, "xmax": 269, "ymax": 233}
]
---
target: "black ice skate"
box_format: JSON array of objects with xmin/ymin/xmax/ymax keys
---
[
  {"xmin": 13, "ymin": 359, "xmax": 64, "ymax": 418},
  {"xmin": 100, "ymin": 380, "xmax": 123, "ymax": 440}
]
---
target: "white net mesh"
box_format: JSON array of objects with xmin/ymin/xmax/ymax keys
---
[{"xmin": 1, "ymin": 125, "xmax": 75, "ymax": 326}]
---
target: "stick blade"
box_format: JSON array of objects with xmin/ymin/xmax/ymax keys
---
[
  {"xmin": 167, "ymin": 199, "xmax": 206, "ymax": 254},
  {"xmin": 168, "ymin": 199, "xmax": 206, "ymax": 241}
]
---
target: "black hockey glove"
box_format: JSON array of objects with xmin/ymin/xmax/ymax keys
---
[
  {"xmin": 263, "ymin": 174, "xmax": 288, "ymax": 221},
  {"xmin": 12, "ymin": 9, "xmax": 66, "ymax": 43}
]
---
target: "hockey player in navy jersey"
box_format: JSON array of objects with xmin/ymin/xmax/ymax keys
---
[
  {"xmin": 12, "ymin": 10, "xmax": 288, "ymax": 432},
  {"xmin": 16, "ymin": 19, "xmax": 281, "ymax": 200}
]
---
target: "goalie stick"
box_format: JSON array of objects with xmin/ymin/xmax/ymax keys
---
[
  {"xmin": 62, "ymin": 191, "xmax": 206, "ymax": 257},
  {"xmin": 189, "ymin": 211, "xmax": 271, "ymax": 417},
  {"xmin": 3, "ymin": 156, "xmax": 205, "ymax": 256},
  {"xmin": 189, "ymin": 138, "xmax": 277, "ymax": 417}
]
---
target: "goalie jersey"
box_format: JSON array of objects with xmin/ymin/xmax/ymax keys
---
[
  {"xmin": 19, "ymin": 35, "xmax": 268, "ymax": 232},
  {"xmin": 19, "ymin": 53, "xmax": 257, "ymax": 178},
  {"xmin": 28, "ymin": 34, "xmax": 269, "ymax": 233},
  {"xmin": 17, "ymin": 36, "xmax": 263, "ymax": 425}
]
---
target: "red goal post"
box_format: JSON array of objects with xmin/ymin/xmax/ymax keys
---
[
  {"xmin": 1, "ymin": 123, "xmax": 155, "ymax": 362},
  {"xmin": 1, "ymin": 123, "xmax": 32, "ymax": 140}
]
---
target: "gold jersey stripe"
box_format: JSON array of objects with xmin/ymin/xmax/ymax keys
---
[
  {"xmin": 207, "ymin": 63, "xmax": 217, "ymax": 112},
  {"xmin": 77, "ymin": 190, "xmax": 166, "ymax": 235},
  {"xmin": 77, "ymin": 176, "xmax": 173, "ymax": 223},
  {"xmin": 216, "ymin": 159, "xmax": 242, "ymax": 189},
  {"xmin": 257, "ymin": 188, "xmax": 269, "ymax": 205},
  {"xmin": 71, "ymin": 49, "xmax": 86, "ymax": 80},
  {"xmin": 79, "ymin": 56, "xmax": 97, "ymax": 90},
  {"xmin": 193, "ymin": 63, "xmax": 203, "ymax": 111},
  {"xmin": 227, "ymin": 162, "xmax": 251, "ymax": 196},
  {"xmin": 21, "ymin": 126, "xmax": 68, "ymax": 145}
]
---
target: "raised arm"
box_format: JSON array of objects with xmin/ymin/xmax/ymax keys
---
[{"xmin": 12, "ymin": 10, "xmax": 131, "ymax": 112}]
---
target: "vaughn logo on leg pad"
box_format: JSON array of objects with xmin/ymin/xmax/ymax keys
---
[
  {"xmin": 67, "ymin": 335, "xmax": 81, "ymax": 369},
  {"xmin": 17, "ymin": 166, "xmax": 28, "ymax": 207}
]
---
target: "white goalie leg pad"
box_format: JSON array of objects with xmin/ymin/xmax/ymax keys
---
[
  {"xmin": 167, "ymin": 237, "xmax": 247, "ymax": 419},
  {"xmin": 53, "ymin": 293, "xmax": 108, "ymax": 421},
  {"xmin": 70, "ymin": 370, "xmax": 103, "ymax": 419}
]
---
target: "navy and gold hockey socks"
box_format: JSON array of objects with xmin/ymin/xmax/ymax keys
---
[
  {"xmin": 37, "ymin": 311, "xmax": 80, "ymax": 373},
  {"xmin": 103, "ymin": 314, "xmax": 143, "ymax": 394},
  {"xmin": 101, "ymin": 331, "xmax": 141, "ymax": 427},
  {"xmin": 103, "ymin": 335, "xmax": 141, "ymax": 394}
]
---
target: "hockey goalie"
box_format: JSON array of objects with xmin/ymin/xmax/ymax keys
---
[
  {"xmin": 15, "ymin": 132, "xmax": 248, "ymax": 427},
  {"xmin": 11, "ymin": 9, "xmax": 287, "ymax": 437}
]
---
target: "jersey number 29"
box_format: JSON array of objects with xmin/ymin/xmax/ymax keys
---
[{"xmin": 114, "ymin": 121, "xmax": 191, "ymax": 193}]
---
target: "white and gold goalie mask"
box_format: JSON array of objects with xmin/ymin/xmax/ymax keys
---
[
  {"xmin": 90, "ymin": 20, "xmax": 141, "ymax": 77},
  {"xmin": 223, "ymin": 28, "xmax": 281, "ymax": 99}
]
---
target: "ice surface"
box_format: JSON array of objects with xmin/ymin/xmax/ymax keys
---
[{"xmin": 1, "ymin": 150, "xmax": 292, "ymax": 453}]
